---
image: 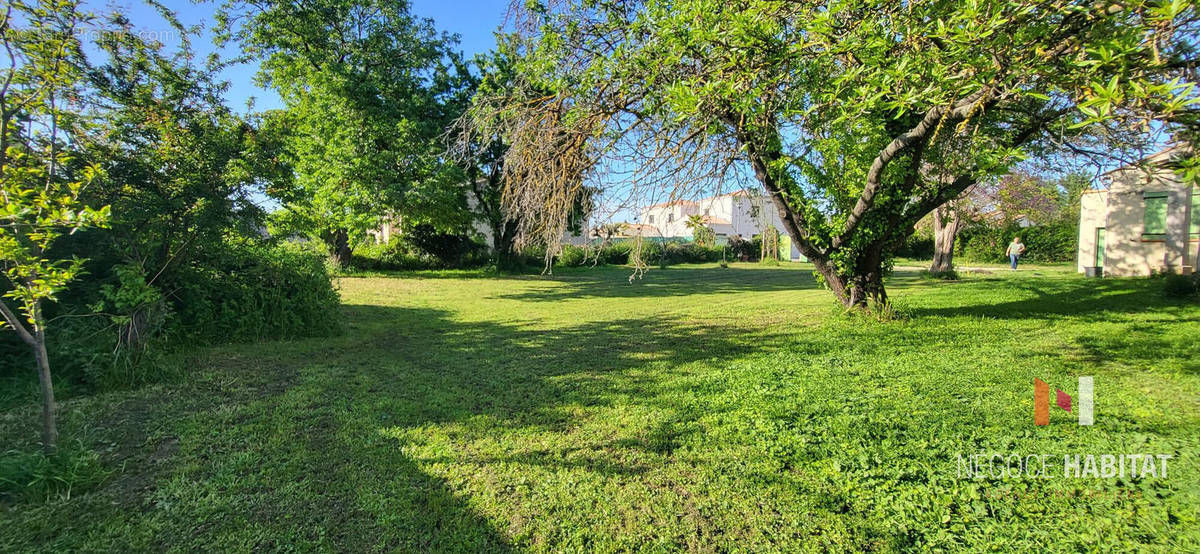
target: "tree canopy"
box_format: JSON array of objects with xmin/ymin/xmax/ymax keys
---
[
  {"xmin": 468, "ymin": 0, "xmax": 1199, "ymax": 308},
  {"xmin": 216, "ymin": 0, "xmax": 472, "ymax": 265}
]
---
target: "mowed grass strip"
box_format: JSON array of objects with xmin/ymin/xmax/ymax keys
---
[{"xmin": 1, "ymin": 263, "xmax": 1197, "ymax": 552}]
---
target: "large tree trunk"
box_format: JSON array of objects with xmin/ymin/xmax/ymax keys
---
[
  {"xmin": 930, "ymin": 204, "xmax": 961, "ymax": 273},
  {"xmin": 737, "ymin": 124, "xmax": 892, "ymax": 311},
  {"xmin": 492, "ymin": 219, "xmax": 520, "ymax": 270},
  {"xmin": 34, "ymin": 329, "xmax": 57, "ymax": 455},
  {"xmin": 325, "ymin": 228, "xmax": 352, "ymax": 268}
]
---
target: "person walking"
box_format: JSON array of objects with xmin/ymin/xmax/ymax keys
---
[{"xmin": 1005, "ymin": 236, "xmax": 1026, "ymax": 270}]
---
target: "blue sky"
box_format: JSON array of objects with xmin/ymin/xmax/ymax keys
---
[{"xmin": 95, "ymin": 0, "xmax": 512, "ymax": 112}]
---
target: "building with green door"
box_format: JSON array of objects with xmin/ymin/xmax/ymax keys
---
[{"xmin": 1078, "ymin": 147, "xmax": 1198, "ymax": 277}]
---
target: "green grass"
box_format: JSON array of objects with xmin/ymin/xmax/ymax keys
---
[{"xmin": 1, "ymin": 263, "xmax": 1198, "ymax": 551}]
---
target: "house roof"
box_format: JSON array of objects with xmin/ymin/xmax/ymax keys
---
[
  {"xmin": 614, "ymin": 223, "xmax": 659, "ymax": 236},
  {"xmin": 643, "ymin": 199, "xmax": 699, "ymax": 210},
  {"xmin": 700, "ymin": 215, "xmax": 732, "ymax": 225},
  {"xmin": 640, "ymin": 189, "xmax": 767, "ymax": 213},
  {"xmin": 1101, "ymin": 145, "xmax": 1193, "ymax": 177}
]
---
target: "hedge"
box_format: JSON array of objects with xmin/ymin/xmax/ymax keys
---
[{"xmin": 958, "ymin": 222, "xmax": 1076, "ymax": 264}]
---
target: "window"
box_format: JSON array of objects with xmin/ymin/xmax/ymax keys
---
[
  {"xmin": 667, "ymin": 213, "xmax": 675, "ymax": 223},
  {"xmin": 1143, "ymin": 191, "xmax": 1167, "ymax": 240},
  {"xmin": 647, "ymin": 215, "xmax": 654, "ymax": 224}
]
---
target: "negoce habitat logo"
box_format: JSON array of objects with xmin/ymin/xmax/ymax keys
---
[
  {"xmin": 1034, "ymin": 376, "xmax": 1092, "ymax": 426},
  {"xmin": 955, "ymin": 376, "xmax": 1175, "ymax": 480}
]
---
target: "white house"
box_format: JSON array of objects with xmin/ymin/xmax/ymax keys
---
[
  {"xmin": 1078, "ymin": 147, "xmax": 1198, "ymax": 276},
  {"xmin": 638, "ymin": 190, "xmax": 804, "ymax": 260}
]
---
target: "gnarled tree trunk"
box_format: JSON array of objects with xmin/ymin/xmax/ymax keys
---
[
  {"xmin": 492, "ymin": 219, "xmax": 520, "ymax": 270},
  {"xmin": 324, "ymin": 228, "xmax": 353, "ymax": 268},
  {"xmin": 930, "ymin": 204, "xmax": 961, "ymax": 273}
]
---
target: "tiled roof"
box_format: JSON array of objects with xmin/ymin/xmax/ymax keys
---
[
  {"xmin": 643, "ymin": 199, "xmax": 699, "ymax": 210},
  {"xmin": 1102, "ymin": 145, "xmax": 1192, "ymax": 176}
]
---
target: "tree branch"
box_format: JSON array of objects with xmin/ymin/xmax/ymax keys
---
[
  {"xmin": 0, "ymin": 297, "xmax": 36, "ymax": 348},
  {"xmin": 835, "ymin": 88, "xmax": 992, "ymax": 247}
]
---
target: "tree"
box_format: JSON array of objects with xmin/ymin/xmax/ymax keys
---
[
  {"xmin": 0, "ymin": 0, "xmax": 110, "ymax": 454},
  {"xmin": 992, "ymin": 172, "xmax": 1063, "ymax": 226},
  {"xmin": 929, "ymin": 199, "xmax": 966, "ymax": 274},
  {"xmin": 471, "ymin": 0, "xmax": 1199, "ymax": 310},
  {"xmin": 217, "ymin": 0, "xmax": 470, "ymax": 266},
  {"xmin": 450, "ymin": 47, "xmax": 523, "ymax": 269},
  {"xmin": 77, "ymin": 9, "xmax": 295, "ymax": 353},
  {"xmin": 684, "ymin": 215, "xmax": 715, "ymax": 247}
]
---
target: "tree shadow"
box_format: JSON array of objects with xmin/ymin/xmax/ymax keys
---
[
  {"xmin": 494, "ymin": 265, "xmax": 818, "ymax": 302},
  {"xmin": 903, "ymin": 277, "xmax": 1172, "ymax": 320},
  {"xmin": 1, "ymin": 300, "xmax": 788, "ymax": 550},
  {"xmin": 903, "ymin": 276, "xmax": 1200, "ymax": 374}
]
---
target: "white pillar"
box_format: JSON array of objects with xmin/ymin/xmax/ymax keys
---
[{"xmin": 1078, "ymin": 376, "xmax": 1094, "ymax": 426}]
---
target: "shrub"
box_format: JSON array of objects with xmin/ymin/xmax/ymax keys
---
[
  {"xmin": 728, "ymin": 236, "xmax": 760, "ymax": 262},
  {"xmin": 1162, "ymin": 273, "xmax": 1198, "ymax": 298},
  {"xmin": 166, "ymin": 243, "xmax": 342, "ymax": 345},
  {"xmin": 897, "ymin": 234, "xmax": 934, "ymax": 260},
  {"xmin": 0, "ymin": 442, "xmax": 108, "ymax": 503},
  {"xmin": 353, "ymin": 241, "xmax": 439, "ymax": 271},
  {"xmin": 598, "ymin": 242, "xmax": 632, "ymax": 265},
  {"xmin": 660, "ymin": 242, "xmax": 723, "ymax": 264},
  {"xmin": 959, "ymin": 222, "xmax": 1076, "ymax": 264},
  {"xmin": 551, "ymin": 240, "xmax": 723, "ymax": 268},
  {"xmin": 400, "ymin": 224, "xmax": 490, "ymax": 268},
  {"xmin": 353, "ymin": 234, "xmax": 492, "ymax": 272},
  {"xmin": 555, "ymin": 244, "xmax": 590, "ymax": 267},
  {"xmin": 2, "ymin": 241, "xmax": 342, "ymax": 391},
  {"xmin": 554, "ymin": 242, "xmax": 631, "ymax": 268}
]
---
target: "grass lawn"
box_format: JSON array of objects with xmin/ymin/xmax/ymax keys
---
[{"xmin": 1, "ymin": 263, "xmax": 1198, "ymax": 551}]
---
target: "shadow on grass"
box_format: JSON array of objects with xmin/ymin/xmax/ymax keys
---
[
  {"xmin": 0, "ymin": 300, "xmax": 788, "ymax": 550},
  {"xmin": 905, "ymin": 277, "xmax": 1174, "ymax": 319},
  {"xmin": 904, "ymin": 276, "xmax": 1200, "ymax": 374},
  {"xmin": 495, "ymin": 265, "xmax": 818, "ymax": 302}
]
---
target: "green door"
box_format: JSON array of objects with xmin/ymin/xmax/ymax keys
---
[{"xmin": 1095, "ymin": 228, "xmax": 1105, "ymax": 267}]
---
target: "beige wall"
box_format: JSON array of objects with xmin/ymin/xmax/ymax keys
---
[
  {"xmin": 1077, "ymin": 191, "xmax": 1107, "ymax": 272},
  {"xmin": 1079, "ymin": 164, "xmax": 1196, "ymax": 276}
]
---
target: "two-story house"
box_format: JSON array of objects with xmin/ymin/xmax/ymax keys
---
[{"xmin": 638, "ymin": 190, "xmax": 804, "ymax": 260}]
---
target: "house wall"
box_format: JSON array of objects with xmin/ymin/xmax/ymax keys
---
[
  {"xmin": 640, "ymin": 202, "xmax": 699, "ymax": 237},
  {"xmin": 636, "ymin": 191, "xmax": 806, "ymax": 260},
  {"xmin": 1077, "ymin": 191, "xmax": 1107, "ymax": 272},
  {"xmin": 1081, "ymin": 165, "xmax": 1196, "ymax": 276},
  {"xmin": 731, "ymin": 195, "xmax": 803, "ymax": 260}
]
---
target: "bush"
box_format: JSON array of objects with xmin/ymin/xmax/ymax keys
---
[
  {"xmin": 353, "ymin": 226, "xmax": 491, "ymax": 271},
  {"xmin": 1162, "ymin": 273, "xmax": 1198, "ymax": 298},
  {"xmin": 555, "ymin": 244, "xmax": 591, "ymax": 267},
  {"xmin": 659, "ymin": 242, "xmax": 723, "ymax": 265},
  {"xmin": 552, "ymin": 240, "xmax": 722, "ymax": 268},
  {"xmin": 166, "ymin": 243, "xmax": 342, "ymax": 345},
  {"xmin": 353, "ymin": 241, "xmax": 439, "ymax": 271},
  {"xmin": 401, "ymin": 224, "xmax": 490, "ymax": 268},
  {"xmin": 598, "ymin": 242, "xmax": 632, "ymax": 265},
  {"xmin": 728, "ymin": 236, "xmax": 760, "ymax": 262},
  {"xmin": 959, "ymin": 222, "xmax": 1076, "ymax": 264},
  {"xmin": 1, "ymin": 241, "xmax": 342, "ymax": 391},
  {"xmin": 897, "ymin": 234, "xmax": 934, "ymax": 260}
]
